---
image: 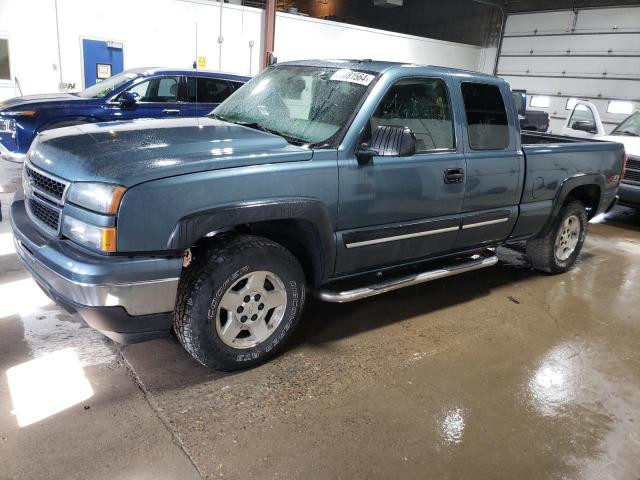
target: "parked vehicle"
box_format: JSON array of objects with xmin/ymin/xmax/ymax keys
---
[
  {"xmin": 0, "ymin": 68, "xmax": 249, "ymax": 161},
  {"xmin": 560, "ymin": 100, "xmax": 606, "ymax": 138},
  {"xmin": 561, "ymin": 102, "xmax": 639, "ymax": 208},
  {"xmin": 10, "ymin": 60, "xmax": 624, "ymax": 370},
  {"xmin": 511, "ymin": 90, "xmax": 550, "ymax": 132}
]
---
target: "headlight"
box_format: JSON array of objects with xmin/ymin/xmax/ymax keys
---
[
  {"xmin": 63, "ymin": 216, "xmax": 117, "ymax": 252},
  {"xmin": 0, "ymin": 118, "xmax": 16, "ymax": 132},
  {"xmin": 1, "ymin": 110, "xmax": 37, "ymax": 117},
  {"xmin": 66, "ymin": 182, "xmax": 126, "ymax": 214}
]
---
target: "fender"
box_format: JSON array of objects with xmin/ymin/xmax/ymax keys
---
[
  {"xmin": 539, "ymin": 173, "xmax": 605, "ymax": 236},
  {"xmin": 167, "ymin": 198, "xmax": 336, "ymax": 283},
  {"xmin": 38, "ymin": 116, "xmax": 96, "ymax": 132}
]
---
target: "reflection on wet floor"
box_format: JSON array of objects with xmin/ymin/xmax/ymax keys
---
[{"xmin": 441, "ymin": 407, "xmax": 465, "ymax": 445}]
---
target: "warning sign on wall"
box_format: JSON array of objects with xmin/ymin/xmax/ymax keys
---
[{"xmin": 197, "ymin": 56, "xmax": 207, "ymax": 69}]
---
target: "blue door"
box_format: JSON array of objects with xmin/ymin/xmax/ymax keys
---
[
  {"xmin": 82, "ymin": 39, "xmax": 124, "ymax": 88},
  {"xmin": 335, "ymin": 76, "xmax": 466, "ymax": 275}
]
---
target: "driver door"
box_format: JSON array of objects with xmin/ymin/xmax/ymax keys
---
[
  {"xmin": 335, "ymin": 76, "xmax": 466, "ymax": 275},
  {"xmin": 560, "ymin": 100, "xmax": 604, "ymax": 138},
  {"xmin": 107, "ymin": 75, "xmax": 184, "ymax": 121}
]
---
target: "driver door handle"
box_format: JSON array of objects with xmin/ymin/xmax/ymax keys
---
[
  {"xmin": 162, "ymin": 109, "xmax": 181, "ymax": 115},
  {"xmin": 444, "ymin": 168, "xmax": 465, "ymax": 184}
]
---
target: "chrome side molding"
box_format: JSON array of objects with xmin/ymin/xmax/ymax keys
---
[{"xmin": 316, "ymin": 252, "xmax": 499, "ymax": 303}]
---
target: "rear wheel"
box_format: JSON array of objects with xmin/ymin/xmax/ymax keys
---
[
  {"xmin": 526, "ymin": 200, "xmax": 588, "ymax": 274},
  {"xmin": 173, "ymin": 235, "xmax": 305, "ymax": 371}
]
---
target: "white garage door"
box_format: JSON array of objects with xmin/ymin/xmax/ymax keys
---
[{"xmin": 497, "ymin": 6, "xmax": 640, "ymax": 134}]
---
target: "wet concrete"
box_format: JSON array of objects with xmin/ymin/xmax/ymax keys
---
[
  {"xmin": 1, "ymin": 154, "xmax": 639, "ymax": 479},
  {"xmin": 122, "ymin": 205, "xmax": 640, "ymax": 480},
  {"xmin": 0, "ymin": 162, "xmax": 200, "ymax": 480}
]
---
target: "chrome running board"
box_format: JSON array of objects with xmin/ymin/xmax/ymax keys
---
[{"xmin": 316, "ymin": 251, "xmax": 498, "ymax": 303}]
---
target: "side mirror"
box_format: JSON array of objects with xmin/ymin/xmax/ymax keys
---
[
  {"xmin": 571, "ymin": 120, "xmax": 596, "ymax": 133},
  {"xmin": 356, "ymin": 125, "xmax": 417, "ymax": 164},
  {"xmin": 118, "ymin": 91, "xmax": 139, "ymax": 107}
]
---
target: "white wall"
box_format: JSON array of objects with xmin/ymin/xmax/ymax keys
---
[
  {"xmin": 0, "ymin": 0, "xmax": 482, "ymax": 101},
  {"xmin": 274, "ymin": 12, "xmax": 481, "ymax": 70},
  {"xmin": 495, "ymin": 6, "xmax": 640, "ymax": 134}
]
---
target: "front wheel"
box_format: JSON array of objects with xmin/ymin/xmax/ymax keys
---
[
  {"xmin": 526, "ymin": 200, "xmax": 588, "ymax": 274},
  {"xmin": 173, "ymin": 236, "xmax": 306, "ymax": 370}
]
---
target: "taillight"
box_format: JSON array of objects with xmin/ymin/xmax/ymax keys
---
[{"xmin": 622, "ymin": 152, "xmax": 628, "ymax": 180}]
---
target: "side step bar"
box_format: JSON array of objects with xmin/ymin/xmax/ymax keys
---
[{"xmin": 316, "ymin": 252, "xmax": 499, "ymax": 303}]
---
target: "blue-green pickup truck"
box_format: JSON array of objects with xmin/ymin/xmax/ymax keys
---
[{"xmin": 10, "ymin": 60, "xmax": 624, "ymax": 370}]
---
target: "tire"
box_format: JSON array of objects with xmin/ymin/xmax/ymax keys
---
[
  {"xmin": 526, "ymin": 200, "xmax": 588, "ymax": 274},
  {"xmin": 173, "ymin": 235, "xmax": 306, "ymax": 370}
]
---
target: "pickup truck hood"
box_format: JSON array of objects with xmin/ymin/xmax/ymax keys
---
[
  {"xmin": 0, "ymin": 93, "xmax": 81, "ymax": 110},
  {"xmin": 27, "ymin": 117, "xmax": 313, "ymax": 186},
  {"xmin": 599, "ymin": 135, "xmax": 640, "ymax": 156}
]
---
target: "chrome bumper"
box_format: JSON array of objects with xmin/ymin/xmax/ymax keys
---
[{"xmin": 14, "ymin": 237, "xmax": 180, "ymax": 315}]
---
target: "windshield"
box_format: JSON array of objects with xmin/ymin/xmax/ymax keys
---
[
  {"xmin": 76, "ymin": 71, "xmax": 140, "ymax": 99},
  {"xmin": 212, "ymin": 65, "xmax": 376, "ymax": 145},
  {"xmin": 611, "ymin": 112, "xmax": 640, "ymax": 136}
]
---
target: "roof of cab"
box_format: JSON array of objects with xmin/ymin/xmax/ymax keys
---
[
  {"xmin": 277, "ymin": 59, "xmax": 502, "ymax": 83},
  {"xmin": 123, "ymin": 67, "xmax": 251, "ymax": 81}
]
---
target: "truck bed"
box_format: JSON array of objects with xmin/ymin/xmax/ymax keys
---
[
  {"xmin": 522, "ymin": 131, "xmax": 600, "ymax": 145},
  {"xmin": 518, "ymin": 132, "xmax": 624, "ymax": 221}
]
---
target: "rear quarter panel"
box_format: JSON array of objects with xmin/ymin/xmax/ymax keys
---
[{"xmin": 512, "ymin": 139, "xmax": 625, "ymax": 238}]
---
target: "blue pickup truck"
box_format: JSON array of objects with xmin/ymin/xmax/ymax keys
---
[
  {"xmin": 0, "ymin": 68, "xmax": 249, "ymax": 161},
  {"xmin": 10, "ymin": 60, "xmax": 624, "ymax": 370}
]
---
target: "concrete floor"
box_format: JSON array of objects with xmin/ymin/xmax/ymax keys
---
[{"xmin": 1, "ymin": 159, "xmax": 639, "ymax": 479}]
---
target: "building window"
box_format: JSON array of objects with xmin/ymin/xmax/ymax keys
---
[
  {"xmin": 529, "ymin": 95, "xmax": 550, "ymax": 108},
  {"xmin": 0, "ymin": 38, "xmax": 10, "ymax": 80},
  {"xmin": 565, "ymin": 98, "xmax": 579, "ymax": 110},
  {"xmin": 607, "ymin": 100, "xmax": 633, "ymax": 115}
]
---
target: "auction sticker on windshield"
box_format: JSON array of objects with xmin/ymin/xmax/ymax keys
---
[{"xmin": 330, "ymin": 69, "xmax": 375, "ymax": 86}]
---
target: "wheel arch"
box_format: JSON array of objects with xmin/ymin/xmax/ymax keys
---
[
  {"xmin": 167, "ymin": 198, "xmax": 336, "ymax": 287},
  {"xmin": 540, "ymin": 173, "xmax": 604, "ymax": 236}
]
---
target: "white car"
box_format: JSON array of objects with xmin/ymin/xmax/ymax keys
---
[{"xmin": 561, "ymin": 102, "xmax": 639, "ymax": 208}]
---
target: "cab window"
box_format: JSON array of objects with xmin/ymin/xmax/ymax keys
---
[
  {"xmin": 370, "ymin": 78, "xmax": 455, "ymax": 152},
  {"xmin": 568, "ymin": 104, "xmax": 596, "ymax": 131},
  {"xmin": 186, "ymin": 77, "xmax": 234, "ymax": 104},
  {"xmin": 127, "ymin": 76, "xmax": 180, "ymax": 102}
]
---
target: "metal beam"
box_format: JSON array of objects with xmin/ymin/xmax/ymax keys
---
[{"xmin": 262, "ymin": 0, "xmax": 276, "ymax": 70}]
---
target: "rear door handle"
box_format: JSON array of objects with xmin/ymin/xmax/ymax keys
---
[
  {"xmin": 162, "ymin": 109, "xmax": 181, "ymax": 115},
  {"xmin": 444, "ymin": 168, "xmax": 465, "ymax": 184}
]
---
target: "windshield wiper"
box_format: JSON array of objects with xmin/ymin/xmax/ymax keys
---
[
  {"xmin": 209, "ymin": 113, "xmax": 228, "ymax": 122},
  {"xmin": 613, "ymin": 130, "xmax": 640, "ymax": 137},
  {"xmin": 235, "ymin": 121, "xmax": 306, "ymax": 146}
]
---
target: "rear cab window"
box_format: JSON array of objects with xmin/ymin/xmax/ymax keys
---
[
  {"xmin": 461, "ymin": 82, "xmax": 510, "ymax": 150},
  {"xmin": 186, "ymin": 77, "xmax": 235, "ymax": 104}
]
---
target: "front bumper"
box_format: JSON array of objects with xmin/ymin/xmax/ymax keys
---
[
  {"xmin": 618, "ymin": 183, "xmax": 640, "ymax": 207},
  {"xmin": 10, "ymin": 195, "xmax": 183, "ymax": 343}
]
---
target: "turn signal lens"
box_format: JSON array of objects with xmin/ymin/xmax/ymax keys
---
[
  {"xmin": 3, "ymin": 110, "xmax": 38, "ymax": 117},
  {"xmin": 106, "ymin": 186, "xmax": 126, "ymax": 214},
  {"xmin": 101, "ymin": 228, "xmax": 117, "ymax": 252}
]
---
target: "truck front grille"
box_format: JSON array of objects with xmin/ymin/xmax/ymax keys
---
[
  {"xmin": 25, "ymin": 164, "xmax": 67, "ymax": 201},
  {"xmin": 623, "ymin": 156, "xmax": 640, "ymax": 185},
  {"xmin": 23, "ymin": 161, "xmax": 68, "ymax": 236},
  {"xmin": 27, "ymin": 197, "xmax": 61, "ymax": 233}
]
